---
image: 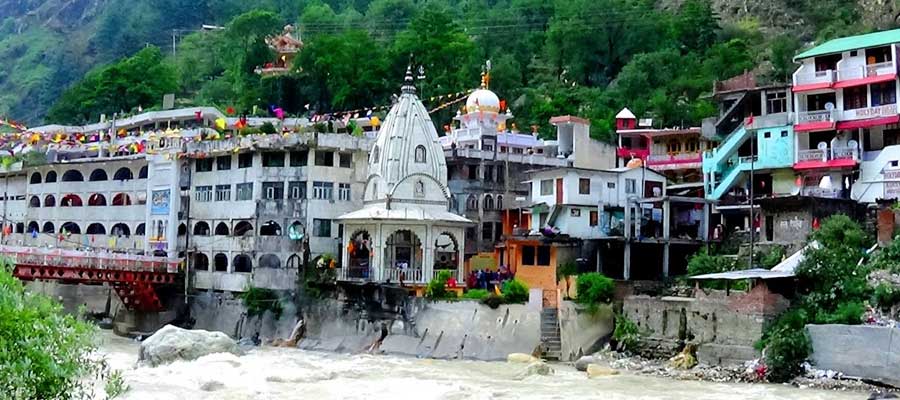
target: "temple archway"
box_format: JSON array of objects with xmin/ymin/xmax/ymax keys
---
[
  {"xmin": 111, "ymin": 223, "xmax": 130, "ymax": 237},
  {"xmin": 86, "ymin": 223, "xmax": 106, "ymax": 235},
  {"xmin": 346, "ymin": 230, "xmax": 372, "ymax": 279},
  {"xmin": 214, "ymin": 222, "xmax": 229, "ymax": 236},
  {"xmin": 259, "ymin": 253, "xmax": 281, "ymax": 268},
  {"xmin": 383, "ymin": 229, "xmax": 423, "ymax": 283},
  {"xmin": 434, "ymin": 232, "xmax": 460, "ymax": 272},
  {"xmin": 61, "ymin": 194, "xmax": 83, "ymax": 207},
  {"xmin": 233, "ymin": 254, "xmax": 252, "ymax": 272},
  {"xmin": 88, "ymin": 193, "xmax": 107, "ymax": 206},
  {"xmin": 194, "ymin": 253, "xmax": 210, "ymax": 271}
]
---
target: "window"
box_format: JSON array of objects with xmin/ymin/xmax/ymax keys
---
[
  {"xmin": 483, "ymin": 195, "xmax": 494, "ymax": 210},
  {"xmin": 484, "ymin": 165, "xmax": 494, "ymax": 181},
  {"xmin": 467, "ymin": 165, "xmax": 477, "ymax": 180},
  {"xmin": 763, "ymin": 131, "xmax": 771, "ymax": 139},
  {"xmin": 215, "ymin": 184, "xmax": 231, "ymax": 201},
  {"xmin": 607, "ymin": 182, "xmax": 615, "ymax": 189},
  {"xmin": 238, "ymin": 153, "xmax": 253, "ymax": 168},
  {"xmin": 781, "ymin": 131, "xmax": 788, "ymax": 138},
  {"xmin": 590, "ymin": 211, "xmax": 599, "ymax": 226},
  {"xmin": 766, "ymin": 91, "xmax": 787, "ymax": 114},
  {"xmin": 289, "ymin": 181, "xmax": 307, "ymax": 199},
  {"xmin": 521, "ymin": 245, "xmax": 552, "ymax": 266},
  {"xmin": 195, "ymin": 185, "xmax": 212, "ymax": 202},
  {"xmin": 666, "ymin": 140, "xmax": 681, "ymax": 154},
  {"xmin": 482, "ymin": 222, "xmax": 493, "ymax": 241},
  {"xmin": 290, "ymin": 150, "xmax": 308, "ymax": 166},
  {"xmin": 843, "ymin": 86, "xmax": 867, "ymax": 110},
  {"xmin": 872, "ymin": 81, "xmax": 897, "ymax": 107},
  {"xmin": 483, "ymin": 144, "xmax": 493, "ymax": 151},
  {"xmin": 512, "ymin": 147, "xmax": 524, "ymax": 154},
  {"xmin": 196, "ymin": 159, "xmax": 213, "ymax": 172},
  {"xmin": 313, "ymin": 181, "xmax": 334, "ymax": 200},
  {"xmin": 414, "ymin": 145, "xmax": 426, "ymax": 163},
  {"xmin": 262, "ymin": 182, "xmax": 284, "ymax": 200},
  {"xmin": 216, "ymin": 156, "xmax": 231, "ymax": 170},
  {"xmin": 579, "ymin": 178, "xmax": 591, "ymax": 195},
  {"xmin": 522, "ymin": 246, "xmax": 535, "ymax": 265},
  {"xmin": 236, "ymin": 183, "xmax": 253, "ymax": 201},
  {"xmin": 466, "ymin": 195, "xmax": 478, "ymax": 210},
  {"xmin": 262, "ymin": 152, "xmax": 285, "ymax": 167},
  {"xmin": 540, "ymin": 179, "xmax": 553, "ymax": 195},
  {"xmin": 339, "ymin": 152, "xmax": 352, "ymax": 168},
  {"xmin": 536, "ymin": 245, "xmax": 551, "ymax": 266},
  {"xmin": 497, "ymin": 166, "xmax": 505, "ymax": 183},
  {"xmin": 315, "ymin": 150, "xmax": 334, "ymax": 166},
  {"xmin": 625, "ymin": 179, "xmax": 636, "ymax": 194},
  {"xmin": 338, "ymin": 183, "xmax": 351, "ymax": 201},
  {"xmin": 313, "ymin": 219, "xmax": 332, "ymax": 237}
]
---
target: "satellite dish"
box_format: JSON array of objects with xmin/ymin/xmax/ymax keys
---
[
  {"xmin": 848, "ymin": 140, "xmax": 858, "ymax": 149},
  {"xmin": 824, "ymin": 102, "xmax": 835, "ymax": 111},
  {"xmin": 817, "ymin": 142, "xmax": 828, "ymax": 151}
]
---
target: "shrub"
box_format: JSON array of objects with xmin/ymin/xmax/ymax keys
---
[
  {"xmin": 818, "ymin": 301, "xmax": 865, "ymax": 325},
  {"xmin": 575, "ymin": 272, "xmax": 615, "ymax": 305},
  {"xmin": 425, "ymin": 270, "xmax": 455, "ymax": 299},
  {"xmin": 482, "ymin": 294, "xmax": 504, "ymax": 309},
  {"xmin": 462, "ymin": 289, "xmax": 490, "ymax": 300},
  {"xmin": 874, "ymin": 283, "xmax": 900, "ymax": 310},
  {"xmin": 0, "ymin": 258, "xmax": 102, "ymax": 399},
  {"xmin": 612, "ymin": 314, "xmax": 642, "ymax": 352},
  {"xmin": 557, "ymin": 261, "xmax": 578, "ymax": 281},
  {"xmin": 260, "ymin": 121, "xmax": 277, "ymax": 134},
  {"xmin": 765, "ymin": 325, "xmax": 812, "ymax": 383},
  {"xmin": 687, "ymin": 248, "xmax": 739, "ymax": 289},
  {"xmin": 501, "ymin": 279, "xmax": 529, "ymax": 303},
  {"xmin": 758, "ymin": 246, "xmax": 785, "ymax": 269},
  {"xmin": 240, "ymin": 286, "xmax": 283, "ymax": 319}
]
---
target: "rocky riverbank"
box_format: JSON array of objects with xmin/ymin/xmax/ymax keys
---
[{"xmin": 574, "ymin": 349, "xmax": 895, "ymax": 395}]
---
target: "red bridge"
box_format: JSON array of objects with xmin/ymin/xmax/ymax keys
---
[{"xmin": 2, "ymin": 245, "xmax": 182, "ymax": 312}]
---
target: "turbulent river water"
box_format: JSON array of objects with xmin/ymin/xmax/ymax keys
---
[{"xmin": 97, "ymin": 331, "xmax": 861, "ymax": 400}]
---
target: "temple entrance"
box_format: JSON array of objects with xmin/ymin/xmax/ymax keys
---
[
  {"xmin": 434, "ymin": 232, "xmax": 459, "ymax": 274},
  {"xmin": 384, "ymin": 230, "xmax": 423, "ymax": 284},
  {"xmin": 347, "ymin": 230, "xmax": 372, "ymax": 279}
]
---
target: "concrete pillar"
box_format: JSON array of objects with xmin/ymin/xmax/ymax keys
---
[
  {"xmin": 623, "ymin": 241, "xmax": 631, "ymax": 280},
  {"xmin": 662, "ymin": 242, "xmax": 670, "ymax": 278},
  {"xmin": 662, "ymin": 199, "xmax": 670, "ymax": 240},
  {"xmin": 700, "ymin": 202, "xmax": 710, "ymax": 241}
]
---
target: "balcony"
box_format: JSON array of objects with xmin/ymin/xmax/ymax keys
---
[
  {"xmin": 793, "ymin": 68, "xmax": 835, "ymax": 92},
  {"xmin": 646, "ymin": 152, "xmax": 702, "ymax": 170},
  {"xmin": 839, "ymin": 104, "xmax": 899, "ymax": 125},
  {"xmin": 835, "ymin": 61, "xmax": 897, "ymax": 88},
  {"xmin": 616, "ymin": 147, "xmax": 649, "ymax": 159},
  {"xmin": 795, "ymin": 110, "xmax": 836, "ymax": 132},
  {"xmin": 798, "ymin": 149, "xmax": 826, "ymax": 162},
  {"xmin": 794, "ymin": 146, "xmax": 858, "ymax": 170}
]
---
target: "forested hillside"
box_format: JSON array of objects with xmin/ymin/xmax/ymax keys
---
[{"xmin": 1, "ymin": 0, "xmax": 898, "ymax": 138}]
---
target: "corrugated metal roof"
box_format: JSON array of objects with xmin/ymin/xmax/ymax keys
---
[
  {"xmin": 795, "ymin": 28, "xmax": 900, "ymax": 60},
  {"xmin": 688, "ymin": 268, "xmax": 795, "ymax": 280}
]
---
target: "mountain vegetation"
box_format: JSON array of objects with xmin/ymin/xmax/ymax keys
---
[{"xmin": 1, "ymin": 0, "xmax": 896, "ymax": 139}]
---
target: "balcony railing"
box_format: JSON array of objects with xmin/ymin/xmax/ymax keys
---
[
  {"xmin": 802, "ymin": 187, "xmax": 844, "ymax": 199},
  {"xmin": 794, "ymin": 69, "xmax": 835, "ymax": 86},
  {"xmin": 738, "ymin": 155, "xmax": 758, "ymax": 164},
  {"xmin": 832, "ymin": 146, "xmax": 857, "ymax": 160},
  {"xmin": 797, "ymin": 110, "xmax": 835, "ymax": 124},
  {"xmin": 798, "ymin": 149, "xmax": 826, "ymax": 162},
  {"xmin": 841, "ymin": 103, "xmax": 898, "ymax": 121},
  {"xmin": 646, "ymin": 152, "xmax": 702, "ymax": 165},
  {"xmin": 836, "ymin": 61, "xmax": 896, "ymax": 81}
]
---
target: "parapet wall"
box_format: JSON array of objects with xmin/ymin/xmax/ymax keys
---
[{"xmin": 807, "ymin": 324, "xmax": 900, "ymax": 387}]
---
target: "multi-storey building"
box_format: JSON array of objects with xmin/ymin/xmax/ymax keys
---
[
  {"xmin": 0, "ymin": 107, "xmax": 374, "ymax": 293},
  {"xmin": 792, "ymin": 29, "xmax": 900, "ymax": 203}
]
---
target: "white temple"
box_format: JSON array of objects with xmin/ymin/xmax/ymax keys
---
[{"xmin": 338, "ymin": 68, "xmax": 471, "ymax": 286}]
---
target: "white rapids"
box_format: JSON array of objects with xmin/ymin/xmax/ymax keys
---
[{"xmin": 97, "ymin": 331, "xmax": 859, "ymax": 400}]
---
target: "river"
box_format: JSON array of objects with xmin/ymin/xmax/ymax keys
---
[{"xmin": 96, "ymin": 331, "xmax": 861, "ymax": 400}]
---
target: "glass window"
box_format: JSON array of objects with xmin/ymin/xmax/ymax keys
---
[
  {"xmin": 625, "ymin": 179, "xmax": 636, "ymax": 194},
  {"xmin": 262, "ymin": 152, "xmax": 285, "ymax": 167},
  {"xmin": 236, "ymin": 183, "xmax": 253, "ymax": 200},
  {"xmin": 238, "ymin": 153, "xmax": 253, "ymax": 168},
  {"xmin": 289, "ymin": 181, "xmax": 307, "ymax": 199},
  {"xmin": 313, "ymin": 181, "xmax": 334, "ymax": 200},
  {"xmin": 590, "ymin": 211, "xmax": 599, "ymax": 226},
  {"xmin": 313, "ymin": 219, "xmax": 332, "ymax": 237},
  {"xmin": 315, "ymin": 151, "xmax": 334, "ymax": 166},
  {"xmin": 579, "ymin": 178, "xmax": 591, "ymax": 195},
  {"xmin": 872, "ymin": 81, "xmax": 897, "ymax": 107},
  {"xmin": 484, "ymin": 165, "xmax": 494, "ymax": 181},
  {"xmin": 482, "ymin": 222, "xmax": 493, "ymax": 241},
  {"xmin": 195, "ymin": 159, "xmax": 213, "ymax": 172},
  {"xmin": 607, "ymin": 182, "xmax": 615, "ymax": 189},
  {"xmin": 214, "ymin": 184, "xmax": 231, "ymax": 201},
  {"xmin": 522, "ymin": 246, "xmax": 535, "ymax": 266},
  {"xmin": 194, "ymin": 185, "xmax": 212, "ymax": 202},
  {"xmin": 536, "ymin": 246, "xmax": 551, "ymax": 266},
  {"xmin": 262, "ymin": 182, "xmax": 284, "ymax": 200},
  {"xmin": 290, "ymin": 150, "xmax": 308, "ymax": 166},
  {"xmin": 338, "ymin": 183, "xmax": 351, "ymax": 201},
  {"xmin": 766, "ymin": 91, "xmax": 787, "ymax": 114},
  {"xmin": 216, "ymin": 156, "xmax": 231, "ymax": 170},
  {"xmin": 540, "ymin": 179, "xmax": 553, "ymax": 195},
  {"xmin": 339, "ymin": 153, "xmax": 352, "ymax": 168},
  {"xmin": 843, "ymin": 86, "xmax": 867, "ymax": 110}
]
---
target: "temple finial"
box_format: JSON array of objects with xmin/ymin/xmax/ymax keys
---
[{"xmin": 401, "ymin": 65, "xmax": 416, "ymax": 95}]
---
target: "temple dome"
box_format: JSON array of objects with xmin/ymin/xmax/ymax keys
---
[
  {"xmin": 364, "ymin": 69, "xmax": 449, "ymax": 209},
  {"xmin": 465, "ymin": 89, "xmax": 501, "ymax": 114}
]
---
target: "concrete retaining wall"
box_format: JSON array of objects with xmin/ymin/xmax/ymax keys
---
[
  {"xmin": 559, "ymin": 301, "xmax": 614, "ymax": 360},
  {"xmin": 807, "ymin": 324, "xmax": 900, "ymax": 387},
  {"xmin": 26, "ymin": 281, "xmax": 122, "ymax": 316}
]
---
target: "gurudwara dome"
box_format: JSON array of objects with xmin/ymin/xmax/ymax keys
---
[
  {"xmin": 464, "ymin": 88, "xmax": 501, "ymax": 114},
  {"xmin": 337, "ymin": 68, "xmax": 471, "ymax": 287}
]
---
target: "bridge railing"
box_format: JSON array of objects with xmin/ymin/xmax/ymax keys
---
[{"xmin": 0, "ymin": 245, "xmax": 181, "ymax": 273}]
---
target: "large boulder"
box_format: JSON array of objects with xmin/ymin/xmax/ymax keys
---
[
  {"xmin": 575, "ymin": 355, "xmax": 597, "ymax": 372},
  {"xmin": 507, "ymin": 353, "xmax": 539, "ymax": 363},
  {"xmin": 139, "ymin": 325, "xmax": 242, "ymax": 366}
]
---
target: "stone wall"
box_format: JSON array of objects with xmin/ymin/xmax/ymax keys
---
[
  {"xmin": 26, "ymin": 280, "xmax": 122, "ymax": 316},
  {"xmin": 623, "ymin": 283, "xmax": 789, "ymax": 365},
  {"xmin": 807, "ymin": 324, "xmax": 900, "ymax": 387}
]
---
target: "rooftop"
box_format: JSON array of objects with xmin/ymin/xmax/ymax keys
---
[{"xmin": 794, "ymin": 28, "xmax": 900, "ymax": 60}]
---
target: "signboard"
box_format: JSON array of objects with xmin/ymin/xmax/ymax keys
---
[
  {"xmin": 151, "ymin": 189, "xmax": 170, "ymax": 215},
  {"xmin": 884, "ymin": 169, "xmax": 900, "ymax": 199}
]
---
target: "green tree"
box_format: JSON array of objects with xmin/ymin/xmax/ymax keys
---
[
  {"xmin": 0, "ymin": 258, "xmax": 101, "ymax": 399},
  {"xmin": 671, "ymin": 0, "xmax": 719, "ymax": 53},
  {"xmin": 47, "ymin": 46, "xmax": 177, "ymax": 123}
]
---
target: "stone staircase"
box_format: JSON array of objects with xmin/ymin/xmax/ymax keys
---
[{"xmin": 540, "ymin": 308, "xmax": 562, "ymax": 361}]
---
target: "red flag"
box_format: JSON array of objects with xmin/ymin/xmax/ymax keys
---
[
  {"xmin": 226, "ymin": 107, "xmax": 235, "ymax": 115},
  {"xmin": 195, "ymin": 111, "xmax": 203, "ymax": 121},
  {"xmin": 500, "ymin": 99, "xmax": 507, "ymax": 111},
  {"xmin": 745, "ymin": 115, "xmax": 754, "ymax": 126}
]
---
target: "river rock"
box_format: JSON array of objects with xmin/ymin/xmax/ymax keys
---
[
  {"xmin": 587, "ymin": 364, "xmax": 619, "ymax": 378},
  {"xmin": 575, "ymin": 355, "xmax": 596, "ymax": 372},
  {"xmin": 514, "ymin": 361, "xmax": 554, "ymax": 379},
  {"xmin": 869, "ymin": 392, "xmax": 898, "ymax": 400},
  {"xmin": 139, "ymin": 325, "xmax": 242, "ymax": 366},
  {"xmin": 507, "ymin": 353, "xmax": 539, "ymax": 363}
]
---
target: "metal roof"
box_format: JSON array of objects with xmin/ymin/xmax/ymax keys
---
[
  {"xmin": 688, "ymin": 268, "xmax": 795, "ymax": 280},
  {"xmin": 794, "ymin": 28, "xmax": 900, "ymax": 60}
]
